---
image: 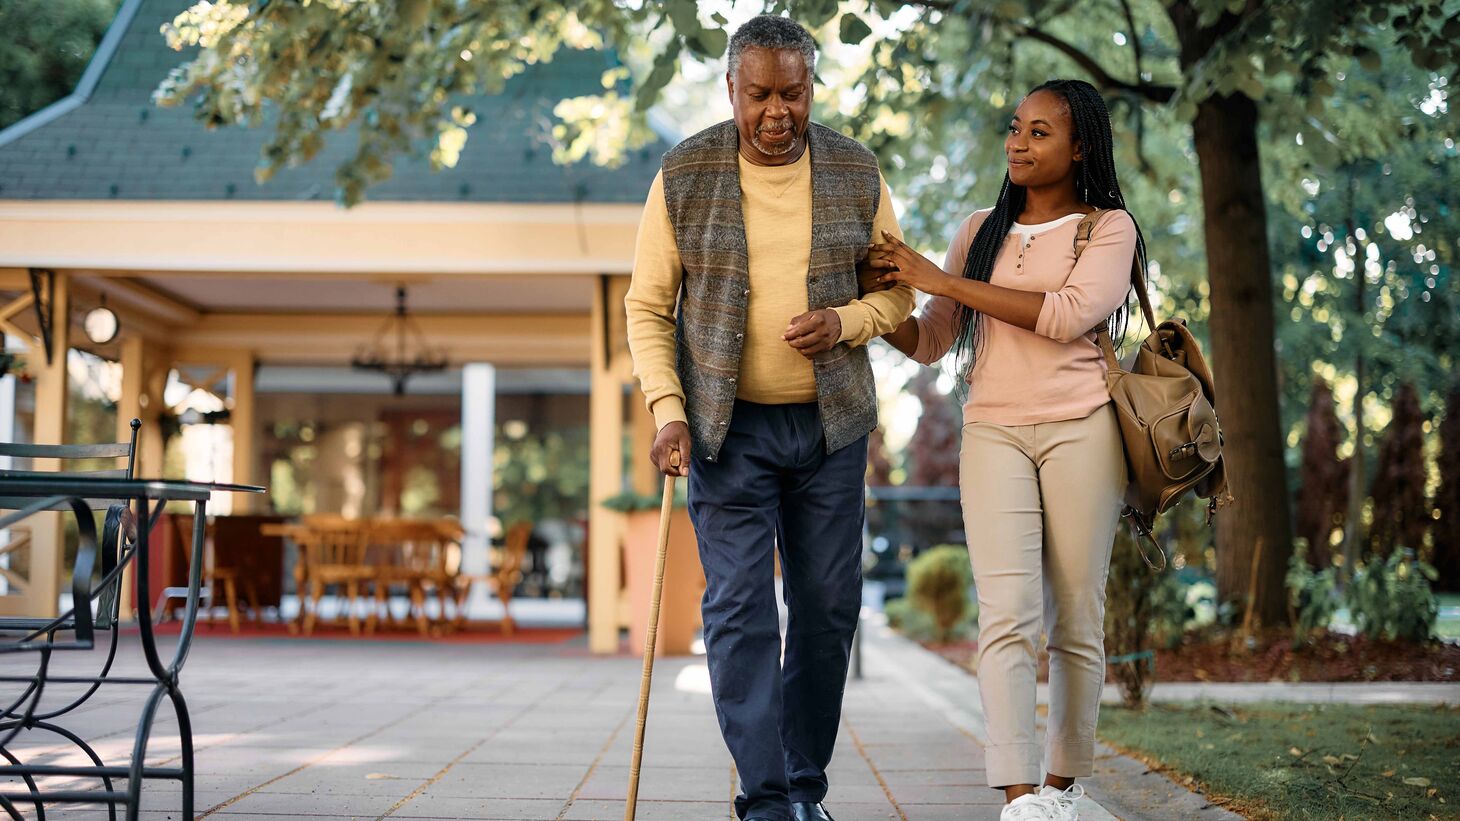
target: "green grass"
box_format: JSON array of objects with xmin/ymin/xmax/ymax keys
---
[{"xmin": 1098, "ymin": 702, "xmax": 1460, "ymax": 820}]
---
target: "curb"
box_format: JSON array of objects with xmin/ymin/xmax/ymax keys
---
[{"xmin": 861, "ymin": 622, "xmax": 1245, "ymax": 821}]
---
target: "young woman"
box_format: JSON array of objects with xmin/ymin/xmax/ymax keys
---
[{"xmin": 868, "ymin": 80, "xmax": 1143, "ymax": 821}]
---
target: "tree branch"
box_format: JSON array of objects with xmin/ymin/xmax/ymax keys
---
[
  {"xmin": 1012, "ymin": 23, "xmax": 1176, "ymax": 103},
  {"xmin": 1118, "ymin": 0, "xmax": 1153, "ymax": 173},
  {"xmin": 890, "ymin": 0, "xmax": 1176, "ymax": 102},
  {"xmin": 1119, "ymin": 0, "xmax": 1146, "ymax": 79}
]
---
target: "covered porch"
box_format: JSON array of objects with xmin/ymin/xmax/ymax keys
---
[{"xmin": 0, "ymin": 198, "xmax": 662, "ymax": 653}]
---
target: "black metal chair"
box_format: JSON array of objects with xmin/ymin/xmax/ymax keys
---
[{"xmin": 0, "ymin": 419, "xmax": 142, "ymax": 819}]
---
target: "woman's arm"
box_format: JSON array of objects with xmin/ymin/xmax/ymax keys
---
[
  {"xmin": 882, "ymin": 317, "xmax": 919, "ymax": 357},
  {"xmin": 870, "ymin": 210, "xmax": 1135, "ymax": 342},
  {"xmin": 1033, "ymin": 211, "xmax": 1137, "ymax": 343},
  {"xmin": 876, "ymin": 212, "xmax": 985, "ymax": 365},
  {"xmin": 869, "ymin": 230, "xmax": 1044, "ymax": 331}
]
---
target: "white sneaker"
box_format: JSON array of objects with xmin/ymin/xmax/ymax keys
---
[
  {"xmin": 998, "ymin": 792, "xmax": 1062, "ymax": 821},
  {"xmin": 1036, "ymin": 784, "xmax": 1084, "ymax": 820}
]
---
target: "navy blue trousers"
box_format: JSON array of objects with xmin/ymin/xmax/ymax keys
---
[{"xmin": 688, "ymin": 400, "xmax": 867, "ymax": 821}]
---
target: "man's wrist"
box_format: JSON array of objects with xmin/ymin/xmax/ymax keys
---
[
  {"xmin": 831, "ymin": 305, "xmax": 863, "ymax": 345},
  {"xmin": 822, "ymin": 308, "xmax": 842, "ymax": 335},
  {"xmin": 651, "ymin": 397, "xmax": 688, "ymax": 432}
]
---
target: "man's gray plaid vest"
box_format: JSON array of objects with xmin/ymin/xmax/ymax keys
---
[{"xmin": 661, "ymin": 120, "xmax": 881, "ymax": 461}]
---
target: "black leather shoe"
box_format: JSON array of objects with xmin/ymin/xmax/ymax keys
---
[{"xmin": 791, "ymin": 802, "xmax": 835, "ymax": 821}]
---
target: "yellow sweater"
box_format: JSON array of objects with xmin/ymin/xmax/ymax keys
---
[{"xmin": 625, "ymin": 150, "xmax": 912, "ymax": 431}]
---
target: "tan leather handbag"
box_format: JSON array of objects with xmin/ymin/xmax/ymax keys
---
[{"xmin": 1074, "ymin": 210, "xmax": 1233, "ymax": 570}]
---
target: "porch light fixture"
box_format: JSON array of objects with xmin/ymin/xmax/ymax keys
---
[
  {"xmin": 84, "ymin": 295, "xmax": 119, "ymax": 345},
  {"xmin": 350, "ymin": 285, "xmax": 448, "ymax": 395}
]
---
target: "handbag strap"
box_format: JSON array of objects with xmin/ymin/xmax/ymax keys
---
[{"xmin": 1072, "ymin": 209, "xmax": 1157, "ymax": 368}]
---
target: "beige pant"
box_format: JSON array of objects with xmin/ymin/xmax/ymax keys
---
[{"xmin": 959, "ymin": 403, "xmax": 1126, "ymax": 788}]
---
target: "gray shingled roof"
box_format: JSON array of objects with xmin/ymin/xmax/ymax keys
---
[{"xmin": 0, "ymin": 0, "xmax": 668, "ymax": 204}]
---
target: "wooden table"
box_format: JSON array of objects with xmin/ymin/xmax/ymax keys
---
[{"xmin": 262, "ymin": 519, "xmax": 464, "ymax": 636}]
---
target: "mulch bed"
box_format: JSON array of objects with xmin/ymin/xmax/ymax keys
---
[{"xmin": 925, "ymin": 630, "xmax": 1460, "ymax": 683}]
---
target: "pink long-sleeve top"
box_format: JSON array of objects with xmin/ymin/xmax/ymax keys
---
[{"xmin": 911, "ymin": 208, "xmax": 1137, "ymax": 426}]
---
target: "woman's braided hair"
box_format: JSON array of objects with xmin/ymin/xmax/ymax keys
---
[{"xmin": 949, "ymin": 79, "xmax": 1148, "ymax": 392}]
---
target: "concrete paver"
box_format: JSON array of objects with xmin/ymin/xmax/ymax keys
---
[{"xmin": 1, "ymin": 624, "xmax": 1248, "ymax": 820}]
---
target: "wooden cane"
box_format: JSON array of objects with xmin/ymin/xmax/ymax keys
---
[{"xmin": 624, "ymin": 450, "xmax": 679, "ymax": 821}]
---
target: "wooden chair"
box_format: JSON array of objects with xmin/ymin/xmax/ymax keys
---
[
  {"xmin": 292, "ymin": 522, "xmax": 373, "ymax": 635},
  {"xmin": 213, "ymin": 514, "xmax": 287, "ymax": 620},
  {"xmin": 166, "ymin": 514, "xmax": 263, "ymax": 634},
  {"xmin": 365, "ymin": 519, "xmax": 460, "ymax": 636},
  {"xmin": 300, "ymin": 512, "xmax": 355, "ymax": 529},
  {"xmin": 451, "ymin": 521, "xmax": 530, "ymax": 635}
]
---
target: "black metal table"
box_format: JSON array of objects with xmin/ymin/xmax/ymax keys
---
[{"xmin": 0, "ymin": 477, "xmax": 264, "ymax": 819}]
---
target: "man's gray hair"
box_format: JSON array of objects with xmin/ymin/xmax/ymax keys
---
[{"xmin": 727, "ymin": 15, "xmax": 817, "ymax": 79}]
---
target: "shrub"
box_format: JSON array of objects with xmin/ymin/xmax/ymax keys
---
[
  {"xmin": 1345, "ymin": 548, "xmax": 1440, "ymax": 643},
  {"xmin": 1104, "ymin": 530, "xmax": 1172, "ymax": 708},
  {"xmin": 905, "ymin": 544, "xmax": 974, "ymax": 643},
  {"xmin": 1286, "ymin": 540, "xmax": 1340, "ymax": 643},
  {"xmin": 884, "ymin": 596, "xmax": 941, "ymax": 643}
]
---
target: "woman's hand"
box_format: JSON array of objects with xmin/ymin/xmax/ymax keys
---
[
  {"xmin": 857, "ymin": 245, "xmax": 899, "ymax": 294},
  {"xmin": 867, "ymin": 230, "xmax": 953, "ymax": 296}
]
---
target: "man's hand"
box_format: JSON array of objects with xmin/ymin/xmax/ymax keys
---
[
  {"xmin": 651, "ymin": 421, "xmax": 690, "ymax": 477},
  {"xmin": 857, "ymin": 245, "xmax": 898, "ymax": 295},
  {"xmin": 783, "ymin": 308, "xmax": 842, "ymax": 359}
]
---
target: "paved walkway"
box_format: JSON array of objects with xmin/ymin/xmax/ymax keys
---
[{"xmin": 0, "ymin": 622, "xmax": 1209, "ymax": 821}]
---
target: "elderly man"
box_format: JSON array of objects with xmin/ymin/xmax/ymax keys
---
[{"xmin": 624, "ymin": 15, "xmax": 913, "ymax": 821}]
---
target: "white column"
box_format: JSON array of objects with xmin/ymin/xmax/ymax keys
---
[
  {"xmin": 0, "ymin": 364, "xmax": 14, "ymax": 596},
  {"xmin": 459, "ymin": 362, "xmax": 496, "ymax": 617}
]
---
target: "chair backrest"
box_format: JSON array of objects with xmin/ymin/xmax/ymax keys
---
[
  {"xmin": 0, "ymin": 418, "xmax": 140, "ymax": 479},
  {"xmin": 213, "ymin": 514, "xmax": 287, "ymax": 603},
  {"xmin": 367, "ymin": 519, "xmax": 454, "ymax": 574},
  {"xmin": 300, "ymin": 512, "xmax": 355, "ymax": 529},
  {"xmin": 296, "ymin": 523, "xmax": 369, "ymax": 568},
  {"xmin": 170, "ymin": 513, "xmax": 215, "ymax": 571},
  {"xmin": 0, "ymin": 419, "xmax": 141, "ymax": 637}
]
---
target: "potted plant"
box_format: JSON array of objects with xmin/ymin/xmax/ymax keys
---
[
  {"xmin": 0, "ymin": 352, "xmax": 27, "ymax": 381},
  {"xmin": 602, "ymin": 488, "xmax": 705, "ymax": 657}
]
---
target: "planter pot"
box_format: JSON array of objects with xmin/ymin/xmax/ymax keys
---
[{"xmin": 622, "ymin": 507, "xmax": 704, "ymax": 657}]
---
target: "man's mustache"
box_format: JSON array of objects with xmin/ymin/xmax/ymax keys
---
[{"xmin": 757, "ymin": 117, "xmax": 795, "ymax": 134}]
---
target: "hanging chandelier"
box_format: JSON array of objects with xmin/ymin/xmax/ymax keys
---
[{"xmin": 350, "ymin": 285, "xmax": 448, "ymax": 395}]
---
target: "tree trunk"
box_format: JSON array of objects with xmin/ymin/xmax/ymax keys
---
[
  {"xmin": 1339, "ymin": 184, "xmax": 1366, "ymax": 580},
  {"xmin": 1340, "ymin": 293, "xmax": 1366, "ymax": 579},
  {"xmin": 1190, "ymin": 92, "xmax": 1294, "ymax": 626}
]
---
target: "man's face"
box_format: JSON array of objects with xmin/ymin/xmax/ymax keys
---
[{"xmin": 727, "ymin": 46, "xmax": 813, "ymax": 166}]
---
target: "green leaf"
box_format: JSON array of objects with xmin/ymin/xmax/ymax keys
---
[
  {"xmin": 1355, "ymin": 46, "xmax": 1381, "ymax": 72},
  {"xmin": 688, "ymin": 26, "xmax": 728, "ymax": 59},
  {"xmin": 1238, "ymin": 75, "xmax": 1265, "ymax": 101},
  {"xmin": 665, "ymin": 0, "xmax": 700, "ymax": 36},
  {"xmin": 798, "ymin": 0, "xmax": 840, "ymax": 28},
  {"xmin": 994, "ymin": 0, "xmax": 1023, "ymax": 18},
  {"xmin": 635, "ymin": 41, "xmax": 681, "ymax": 112},
  {"xmin": 839, "ymin": 13, "xmax": 873, "ymax": 46}
]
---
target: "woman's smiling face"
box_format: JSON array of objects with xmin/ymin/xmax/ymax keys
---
[{"xmin": 1005, "ymin": 89, "xmax": 1083, "ymax": 190}]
